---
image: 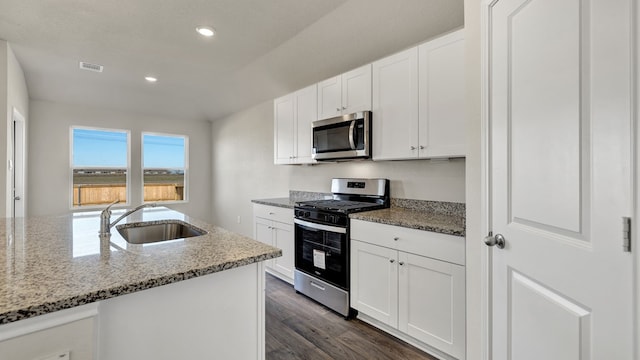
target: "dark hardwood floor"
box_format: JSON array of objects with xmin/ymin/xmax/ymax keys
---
[{"xmin": 265, "ymin": 274, "xmax": 437, "ymax": 360}]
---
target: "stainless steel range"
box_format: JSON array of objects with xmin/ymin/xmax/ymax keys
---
[{"xmin": 293, "ymin": 178, "xmax": 390, "ymax": 318}]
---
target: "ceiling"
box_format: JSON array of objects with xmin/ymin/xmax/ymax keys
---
[{"xmin": 0, "ymin": 0, "xmax": 464, "ymax": 122}]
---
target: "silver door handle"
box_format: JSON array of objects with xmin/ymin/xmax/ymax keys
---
[
  {"xmin": 14, "ymin": 196, "xmax": 20, "ymax": 200},
  {"xmin": 389, "ymin": 259, "xmax": 395, "ymax": 263},
  {"xmin": 336, "ymin": 107, "xmax": 341, "ymax": 112},
  {"xmin": 484, "ymin": 233, "xmax": 506, "ymax": 249},
  {"xmin": 310, "ymin": 281, "xmax": 326, "ymax": 291},
  {"xmin": 410, "ymin": 146, "xmax": 416, "ymax": 150}
]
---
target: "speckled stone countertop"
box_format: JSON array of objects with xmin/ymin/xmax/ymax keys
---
[
  {"xmin": 251, "ymin": 190, "xmax": 332, "ymax": 209},
  {"xmin": 350, "ymin": 199, "xmax": 466, "ymax": 237},
  {"xmin": 0, "ymin": 207, "xmax": 281, "ymax": 325}
]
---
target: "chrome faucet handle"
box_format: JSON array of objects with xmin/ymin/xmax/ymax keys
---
[{"xmin": 99, "ymin": 199, "xmax": 120, "ymax": 236}]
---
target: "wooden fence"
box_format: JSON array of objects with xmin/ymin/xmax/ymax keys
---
[{"xmin": 73, "ymin": 183, "xmax": 184, "ymax": 206}]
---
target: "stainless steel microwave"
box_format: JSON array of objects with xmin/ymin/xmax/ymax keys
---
[{"xmin": 311, "ymin": 111, "xmax": 371, "ymax": 161}]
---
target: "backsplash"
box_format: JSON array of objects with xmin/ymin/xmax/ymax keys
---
[{"xmin": 289, "ymin": 190, "xmax": 332, "ymax": 201}]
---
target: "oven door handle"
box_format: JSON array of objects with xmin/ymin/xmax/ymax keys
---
[{"xmin": 294, "ymin": 218, "xmax": 347, "ymax": 234}]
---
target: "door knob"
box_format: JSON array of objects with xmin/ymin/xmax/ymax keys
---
[
  {"xmin": 14, "ymin": 196, "xmax": 21, "ymax": 201},
  {"xmin": 484, "ymin": 233, "xmax": 505, "ymax": 249},
  {"xmin": 410, "ymin": 146, "xmax": 416, "ymax": 150}
]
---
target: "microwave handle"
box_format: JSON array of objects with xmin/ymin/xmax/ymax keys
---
[{"xmin": 348, "ymin": 121, "xmax": 356, "ymax": 150}]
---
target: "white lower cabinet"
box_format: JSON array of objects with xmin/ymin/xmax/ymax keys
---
[
  {"xmin": 0, "ymin": 304, "xmax": 98, "ymax": 360},
  {"xmin": 253, "ymin": 204, "xmax": 295, "ymax": 284},
  {"xmin": 351, "ymin": 221, "xmax": 465, "ymax": 360},
  {"xmin": 351, "ymin": 240, "xmax": 398, "ymax": 327}
]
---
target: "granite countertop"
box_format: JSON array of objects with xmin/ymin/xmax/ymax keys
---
[
  {"xmin": 349, "ymin": 199, "xmax": 466, "ymax": 237},
  {"xmin": 252, "ymin": 192, "xmax": 465, "ymax": 237},
  {"xmin": 251, "ymin": 197, "xmax": 297, "ymax": 209},
  {"xmin": 0, "ymin": 207, "xmax": 281, "ymax": 325},
  {"xmin": 252, "ymin": 190, "xmax": 332, "ymax": 209}
]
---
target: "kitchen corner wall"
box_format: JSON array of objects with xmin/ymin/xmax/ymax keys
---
[
  {"xmin": 210, "ymin": 101, "xmax": 465, "ymax": 237},
  {"xmin": 27, "ymin": 100, "xmax": 212, "ymax": 220},
  {"xmin": 1, "ymin": 41, "xmax": 29, "ymax": 218}
]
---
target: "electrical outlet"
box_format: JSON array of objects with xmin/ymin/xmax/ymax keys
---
[{"xmin": 237, "ymin": 215, "xmax": 241, "ymax": 224}]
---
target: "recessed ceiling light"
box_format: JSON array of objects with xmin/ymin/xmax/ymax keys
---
[
  {"xmin": 196, "ymin": 26, "xmax": 215, "ymax": 37},
  {"xmin": 145, "ymin": 76, "xmax": 158, "ymax": 83}
]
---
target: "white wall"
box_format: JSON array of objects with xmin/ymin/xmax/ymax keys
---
[
  {"xmin": 28, "ymin": 100, "xmax": 212, "ymax": 221},
  {"xmin": 211, "ymin": 100, "xmax": 465, "ymax": 237},
  {"xmin": 464, "ymin": 0, "xmax": 482, "ymax": 359},
  {"xmin": 0, "ymin": 41, "xmax": 29, "ymax": 218}
]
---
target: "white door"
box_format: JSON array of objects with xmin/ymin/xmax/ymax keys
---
[
  {"xmin": 487, "ymin": 0, "xmax": 634, "ymax": 359},
  {"xmin": 350, "ymin": 240, "xmax": 398, "ymax": 327},
  {"xmin": 272, "ymin": 220, "xmax": 294, "ymax": 281},
  {"xmin": 11, "ymin": 108, "xmax": 26, "ymax": 218},
  {"xmin": 341, "ymin": 64, "xmax": 372, "ymax": 114},
  {"xmin": 254, "ymin": 217, "xmax": 274, "ymax": 269},
  {"xmin": 372, "ymin": 47, "xmax": 419, "ymax": 160},
  {"xmin": 273, "ymin": 94, "xmax": 295, "ymax": 164},
  {"xmin": 317, "ymin": 75, "xmax": 342, "ymax": 120},
  {"xmin": 418, "ymin": 29, "xmax": 466, "ymax": 158},
  {"xmin": 398, "ymin": 252, "xmax": 465, "ymax": 359},
  {"xmin": 294, "ymin": 84, "xmax": 317, "ymax": 164}
]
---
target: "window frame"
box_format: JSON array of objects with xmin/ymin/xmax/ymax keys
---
[
  {"xmin": 141, "ymin": 131, "xmax": 189, "ymax": 204},
  {"xmin": 69, "ymin": 126, "xmax": 131, "ymax": 210}
]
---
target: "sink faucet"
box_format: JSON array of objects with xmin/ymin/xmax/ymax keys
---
[{"xmin": 99, "ymin": 200, "xmax": 157, "ymax": 236}]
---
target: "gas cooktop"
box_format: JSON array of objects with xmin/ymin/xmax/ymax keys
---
[{"xmin": 296, "ymin": 199, "xmax": 387, "ymax": 214}]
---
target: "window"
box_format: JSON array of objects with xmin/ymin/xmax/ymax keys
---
[
  {"xmin": 142, "ymin": 133, "xmax": 188, "ymax": 203},
  {"xmin": 71, "ymin": 127, "xmax": 130, "ymax": 208}
]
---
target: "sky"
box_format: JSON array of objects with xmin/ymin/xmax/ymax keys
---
[{"xmin": 72, "ymin": 129, "xmax": 185, "ymax": 168}]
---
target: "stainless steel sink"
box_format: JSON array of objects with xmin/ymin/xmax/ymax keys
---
[{"xmin": 116, "ymin": 220, "xmax": 207, "ymax": 244}]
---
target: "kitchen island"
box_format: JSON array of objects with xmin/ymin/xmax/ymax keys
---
[{"xmin": 0, "ymin": 207, "xmax": 281, "ymax": 359}]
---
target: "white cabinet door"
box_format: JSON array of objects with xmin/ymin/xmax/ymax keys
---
[
  {"xmin": 372, "ymin": 47, "xmax": 419, "ymax": 160},
  {"xmin": 418, "ymin": 29, "xmax": 466, "ymax": 158},
  {"xmin": 253, "ymin": 204, "xmax": 295, "ymax": 284},
  {"xmin": 272, "ymin": 220, "xmax": 294, "ymax": 281},
  {"xmin": 342, "ymin": 64, "xmax": 372, "ymax": 114},
  {"xmin": 254, "ymin": 216, "xmax": 275, "ymax": 270},
  {"xmin": 488, "ymin": 0, "xmax": 634, "ymax": 359},
  {"xmin": 398, "ymin": 252, "xmax": 465, "ymax": 360},
  {"xmin": 351, "ymin": 240, "xmax": 398, "ymax": 328},
  {"xmin": 318, "ymin": 64, "xmax": 372, "ymax": 121},
  {"xmin": 293, "ymin": 84, "xmax": 317, "ymax": 164},
  {"xmin": 273, "ymin": 94, "xmax": 295, "ymax": 164},
  {"xmin": 317, "ymin": 75, "xmax": 342, "ymax": 120}
]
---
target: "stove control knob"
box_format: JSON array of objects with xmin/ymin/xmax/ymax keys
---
[{"xmin": 305, "ymin": 211, "xmax": 311, "ymax": 217}]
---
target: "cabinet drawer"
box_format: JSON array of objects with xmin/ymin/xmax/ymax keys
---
[
  {"xmin": 351, "ymin": 219, "xmax": 465, "ymax": 265},
  {"xmin": 253, "ymin": 204, "xmax": 294, "ymax": 224}
]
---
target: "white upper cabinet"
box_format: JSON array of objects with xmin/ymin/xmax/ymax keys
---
[
  {"xmin": 294, "ymin": 85, "xmax": 317, "ymax": 163},
  {"xmin": 274, "ymin": 94, "xmax": 295, "ymax": 164},
  {"xmin": 317, "ymin": 64, "xmax": 372, "ymax": 120},
  {"xmin": 372, "ymin": 29, "xmax": 466, "ymax": 160},
  {"xmin": 274, "ymin": 84, "xmax": 318, "ymax": 164},
  {"xmin": 418, "ymin": 29, "xmax": 466, "ymax": 158},
  {"xmin": 372, "ymin": 47, "xmax": 419, "ymax": 160}
]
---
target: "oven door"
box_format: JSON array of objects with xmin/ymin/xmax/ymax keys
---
[{"xmin": 294, "ymin": 218, "xmax": 349, "ymax": 289}]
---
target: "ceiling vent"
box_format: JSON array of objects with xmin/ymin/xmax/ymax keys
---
[{"xmin": 79, "ymin": 61, "xmax": 104, "ymax": 73}]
